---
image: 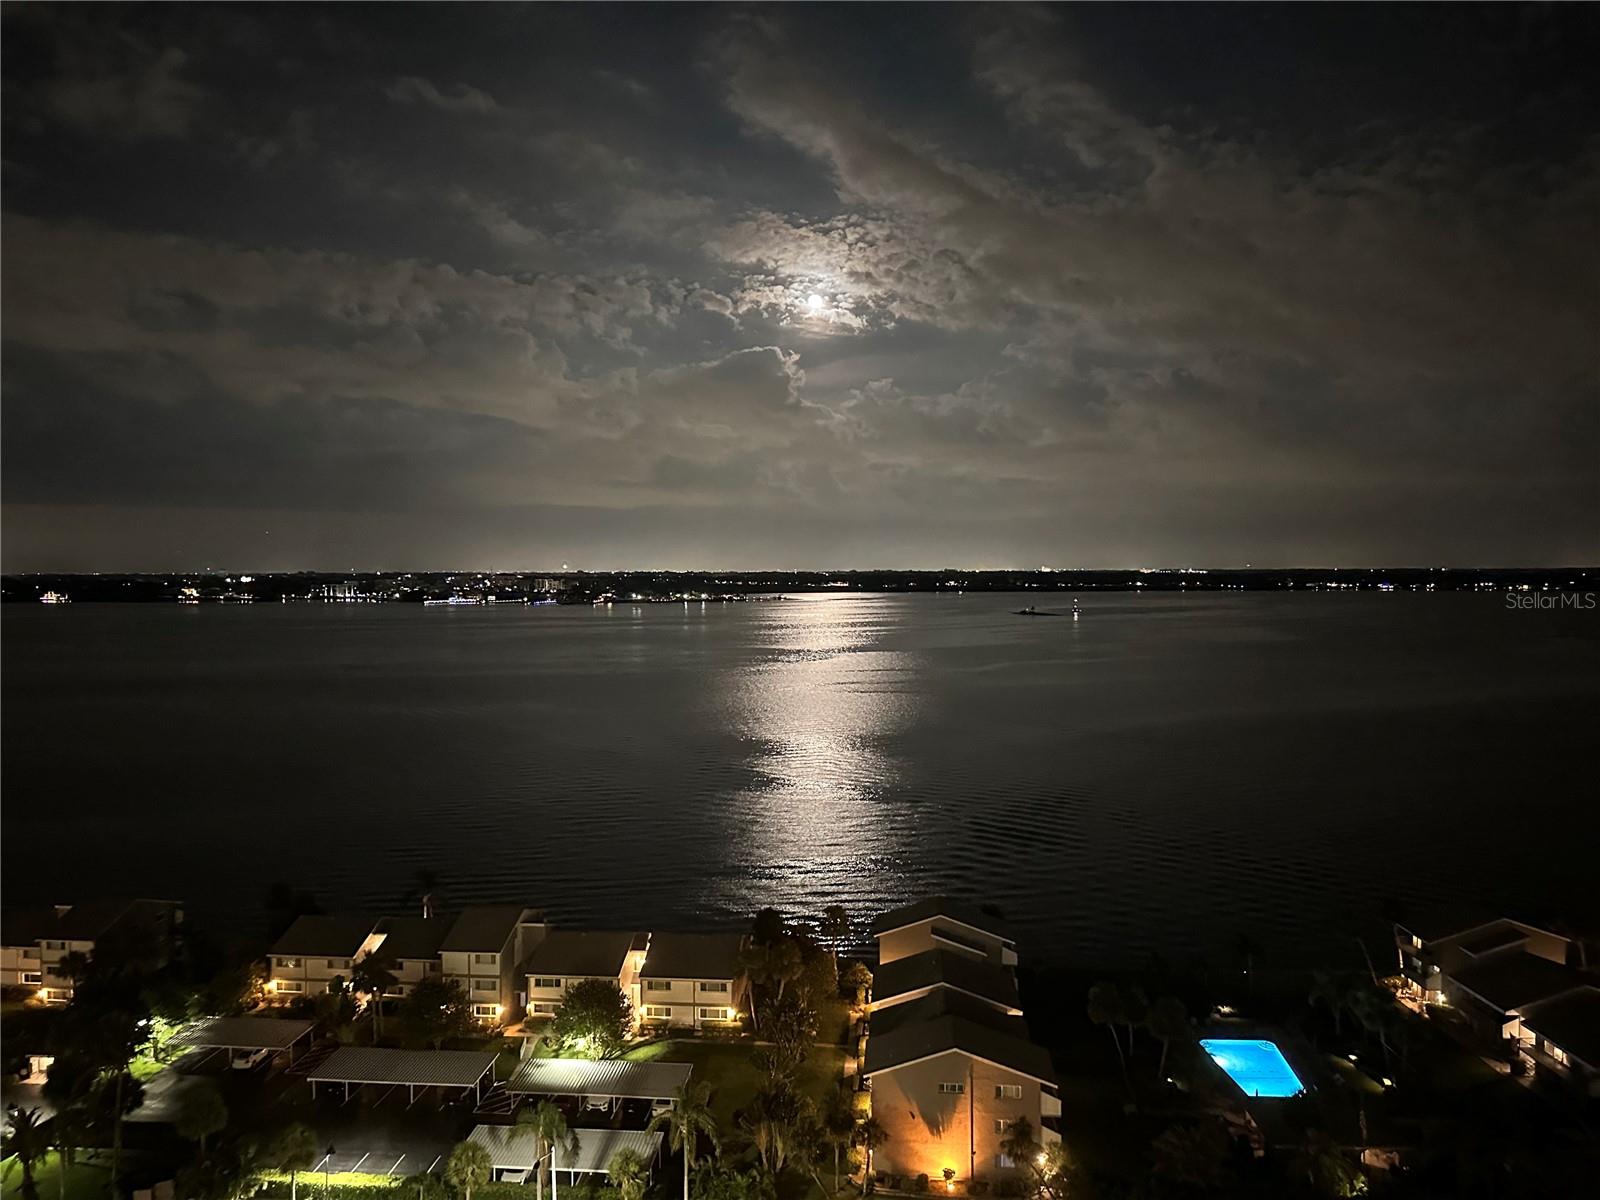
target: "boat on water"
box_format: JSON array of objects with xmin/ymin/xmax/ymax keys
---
[{"xmin": 1014, "ymin": 606, "xmax": 1057, "ymax": 616}]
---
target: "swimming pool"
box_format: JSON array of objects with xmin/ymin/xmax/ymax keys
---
[{"xmin": 1199, "ymin": 1038, "xmax": 1306, "ymax": 1098}]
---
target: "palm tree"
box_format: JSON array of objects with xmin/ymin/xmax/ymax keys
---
[
  {"xmin": 1145, "ymin": 996, "xmax": 1191, "ymax": 1082},
  {"xmin": 403, "ymin": 869, "xmax": 444, "ymax": 920},
  {"xmin": 788, "ymin": 1111, "xmax": 833, "ymax": 1199},
  {"xmin": 648, "ymin": 1082, "xmax": 719, "ymax": 1200},
  {"xmin": 517, "ymin": 1099, "xmax": 576, "ymax": 1200},
  {"xmin": 1122, "ymin": 985, "xmax": 1149, "ymax": 1055},
  {"xmin": 1308, "ymin": 971, "xmax": 1345, "ymax": 1038},
  {"xmin": 3, "ymin": 1107, "xmax": 50, "ymax": 1200},
  {"xmin": 267, "ymin": 1123, "xmax": 319, "ymax": 1200},
  {"xmin": 999, "ymin": 1117, "xmax": 1039, "ymax": 1168},
  {"xmin": 854, "ymin": 1116, "xmax": 888, "ymax": 1186},
  {"xmin": 48, "ymin": 1102, "xmax": 90, "ymax": 1200},
  {"xmin": 175, "ymin": 1080, "xmax": 228, "ymax": 1162},
  {"xmin": 81, "ymin": 1007, "xmax": 148, "ymax": 1196},
  {"xmin": 351, "ymin": 953, "xmax": 399, "ymax": 1042},
  {"xmin": 771, "ymin": 939, "xmax": 803, "ymax": 1001},
  {"xmin": 1086, "ymin": 982, "xmax": 1131, "ymax": 1096},
  {"xmin": 607, "ymin": 1151, "xmax": 649, "ymax": 1200},
  {"xmin": 742, "ymin": 1084, "xmax": 807, "ymax": 1175},
  {"xmin": 841, "ymin": 962, "xmax": 873, "ymax": 1010},
  {"xmin": 737, "ymin": 942, "xmax": 774, "ymax": 1033},
  {"xmin": 444, "ymin": 1142, "xmax": 491, "ymax": 1200},
  {"xmin": 820, "ymin": 1086, "xmax": 857, "ymax": 1194},
  {"xmin": 53, "ymin": 951, "xmax": 92, "ymax": 991},
  {"xmin": 1348, "ymin": 987, "xmax": 1395, "ymax": 1067}
]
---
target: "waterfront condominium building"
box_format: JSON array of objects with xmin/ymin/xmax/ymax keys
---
[
  {"xmin": 267, "ymin": 914, "xmax": 386, "ymax": 999},
  {"xmin": 636, "ymin": 931, "xmax": 749, "ymax": 1030},
  {"xmin": 1392, "ymin": 913, "xmax": 1573, "ymax": 1005},
  {"xmin": 373, "ymin": 915, "xmax": 452, "ymax": 998},
  {"xmin": 521, "ymin": 929, "xmax": 649, "ymax": 1023},
  {"xmin": 1, "ymin": 899, "xmax": 183, "ymax": 1004},
  {"xmin": 439, "ymin": 905, "xmax": 548, "ymax": 1023},
  {"xmin": 861, "ymin": 898, "xmax": 1059, "ymax": 1187}
]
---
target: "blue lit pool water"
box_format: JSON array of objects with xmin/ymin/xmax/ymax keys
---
[{"xmin": 1199, "ymin": 1038, "xmax": 1305, "ymax": 1097}]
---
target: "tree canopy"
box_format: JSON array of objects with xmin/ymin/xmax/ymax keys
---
[
  {"xmin": 549, "ymin": 979, "xmax": 633, "ymax": 1059},
  {"xmin": 402, "ymin": 977, "xmax": 474, "ymax": 1049}
]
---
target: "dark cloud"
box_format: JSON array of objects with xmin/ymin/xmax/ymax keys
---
[{"xmin": 2, "ymin": 3, "xmax": 1596, "ymax": 569}]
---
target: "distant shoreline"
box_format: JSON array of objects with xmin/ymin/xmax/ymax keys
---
[{"xmin": 3, "ymin": 566, "xmax": 1594, "ymax": 604}]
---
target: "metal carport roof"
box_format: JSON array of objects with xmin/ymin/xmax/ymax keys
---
[
  {"xmin": 505, "ymin": 1057, "xmax": 692, "ymax": 1099},
  {"xmin": 308, "ymin": 1047, "xmax": 497, "ymax": 1089},
  {"xmin": 169, "ymin": 1017, "xmax": 315, "ymax": 1051},
  {"xmin": 467, "ymin": 1125, "xmax": 542, "ymax": 1172},
  {"xmin": 555, "ymin": 1129, "xmax": 663, "ymax": 1175}
]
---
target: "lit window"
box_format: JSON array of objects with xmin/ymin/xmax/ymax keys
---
[
  {"xmin": 646, "ymin": 980, "xmax": 674, "ymax": 992},
  {"xmin": 533, "ymin": 977, "xmax": 562, "ymax": 990},
  {"xmin": 698, "ymin": 981, "xmax": 730, "ymax": 993},
  {"xmin": 474, "ymin": 953, "xmax": 497, "ymax": 965},
  {"xmin": 995, "ymin": 1155, "xmax": 1016, "ymax": 1170},
  {"xmin": 994, "ymin": 1084, "xmax": 1022, "ymax": 1100},
  {"xmin": 938, "ymin": 1082, "xmax": 965, "ymax": 1095}
]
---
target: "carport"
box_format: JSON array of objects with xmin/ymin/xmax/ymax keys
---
[
  {"xmin": 553, "ymin": 1129, "xmax": 663, "ymax": 1193},
  {"xmin": 465, "ymin": 1125, "xmax": 662, "ymax": 1192},
  {"xmin": 168, "ymin": 1017, "xmax": 315, "ymax": 1067},
  {"xmin": 504, "ymin": 1058, "xmax": 692, "ymax": 1106},
  {"xmin": 467, "ymin": 1125, "xmax": 543, "ymax": 1183},
  {"xmin": 307, "ymin": 1047, "xmax": 498, "ymax": 1106}
]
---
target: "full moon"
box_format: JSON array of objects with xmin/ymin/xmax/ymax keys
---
[{"xmin": 806, "ymin": 293, "xmax": 824, "ymax": 312}]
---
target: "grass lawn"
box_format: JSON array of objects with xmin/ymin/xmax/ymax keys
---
[
  {"xmin": 129, "ymin": 1056, "xmax": 167, "ymax": 1082},
  {"xmin": 1, "ymin": 1153, "xmax": 113, "ymax": 1200},
  {"xmin": 623, "ymin": 1040, "xmax": 847, "ymax": 1128}
]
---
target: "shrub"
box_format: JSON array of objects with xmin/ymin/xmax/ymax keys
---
[
  {"xmin": 969, "ymin": 1182, "xmax": 989, "ymax": 1197},
  {"xmin": 913, "ymin": 1175, "xmax": 929, "ymax": 1194},
  {"xmin": 260, "ymin": 1186, "xmax": 400, "ymax": 1200},
  {"xmin": 550, "ymin": 979, "xmax": 633, "ymax": 1059}
]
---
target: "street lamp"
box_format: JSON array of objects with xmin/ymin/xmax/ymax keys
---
[{"xmin": 324, "ymin": 1145, "xmax": 336, "ymax": 1198}]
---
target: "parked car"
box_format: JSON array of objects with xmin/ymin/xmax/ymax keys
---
[{"xmin": 231, "ymin": 1047, "xmax": 271, "ymax": 1070}]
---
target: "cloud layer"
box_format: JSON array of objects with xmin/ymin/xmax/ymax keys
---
[{"xmin": 3, "ymin": 5, "xmax": 1596, "ymax": 568}]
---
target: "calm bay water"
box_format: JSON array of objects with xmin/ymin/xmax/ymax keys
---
[{"xmin": 4, "ymin": 593, "xmax": 1596, "ymax": 966}]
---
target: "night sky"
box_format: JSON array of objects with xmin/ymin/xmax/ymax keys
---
[{"xmin": 3, "ymin": 4, "xmax": 1596, "ymax": 571}]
